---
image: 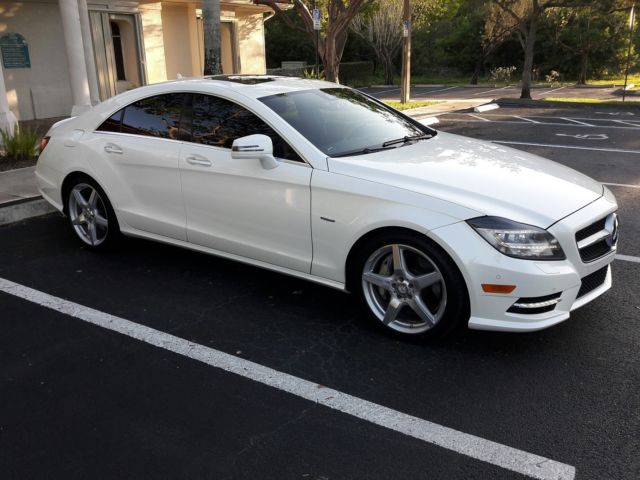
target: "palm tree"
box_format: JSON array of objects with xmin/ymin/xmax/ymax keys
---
[{"xmin": 202, "ymin": 0, "xmax": 222, "ymax": 75}]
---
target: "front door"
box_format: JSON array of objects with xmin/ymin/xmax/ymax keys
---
[{"xmin": 179, "ymin": 94, "xmax": 312, "ymax": 273}]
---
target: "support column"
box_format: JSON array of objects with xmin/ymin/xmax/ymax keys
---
[
  {"xmin": 59, "ymin": 0, "xmax": 92, "ymax": 115},
  {"xmin": 0, "ymin": 62, "xmax": 18, "ymax": 137},
  {"xmin": 77, "ymin": 0, "xmax": 100, "ymax": 104}
]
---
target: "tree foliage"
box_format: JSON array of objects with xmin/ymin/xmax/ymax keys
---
[
  {"xmin": 264, "ymin": 0, "xmax": 640, "ymax": 85},
  {"xmin": 256, "ymin": 0, "xmax": 375, "ymax": 82}
]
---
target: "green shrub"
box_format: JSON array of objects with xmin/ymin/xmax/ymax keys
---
[{"xmin": 0, "ymin": 127, "xmax": 39, "ymax": 160}]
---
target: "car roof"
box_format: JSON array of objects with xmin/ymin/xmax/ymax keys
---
[{"xmin": 157, "ymin": 75, "xmax": 346, "ymax": 99}]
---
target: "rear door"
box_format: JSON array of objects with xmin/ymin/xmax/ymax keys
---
[
  {"xmin": 92, "ymin": 93, "xmax": 189, "ymax": 240},
  {"xmin": 178, "ymin": 93, "xmax": 313, "ymax": 273}
]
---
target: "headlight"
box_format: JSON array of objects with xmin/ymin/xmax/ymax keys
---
[{"xmin": 467, "ymin": 216, "xmax": 565, "ymax": 260}]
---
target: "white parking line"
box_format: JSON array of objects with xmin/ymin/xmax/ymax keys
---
[
  {"xmin": 0, "ymin": 276, "xmax": 576, "ymax": 480},
  {"xmin": 616, "ymin": 254, "xmax": 640, "ymax": 264},
  {"xmin": 468, "ymin": 113, "xmax": 491, "ymax": 121},
  {"xmin": 603, "ymin": 182, "xmax": 640, "ymax": 189},
  {"xmin": 513, "ymin": 116, "xmax": 541, "ymax": 124},
  {"xmin": 440, "ymin": 118, "xmax": 640, "ymax": 131},
  {"xmin": 490, "ymin": 140, "xmax": 640, "ymax": 154},
  {"xmin": 561, "ymin": 117, "xmax": 595, "ymax": 127},
  {"xmin": 470, "ymin": 86, "xmax": 510, "ymax": 96},
  {"xmin": 364, "ymin": 87, "xmax": 400, "ymax": 96},
  {"xmin": 612, "ymin": 119, "xmax": 640, "ymax": 127},
  {"xmin": 536, "ymin": 86, "xmax": 566, "ymax": 96},
  {"xmin": 413, "ymin": 86, "xmax": 458, "ymax": 97}
]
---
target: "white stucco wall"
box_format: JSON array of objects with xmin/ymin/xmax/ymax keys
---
[
  {"xmin": 0, "ymin": 1, "xmax": 72, "ymax": 120},
  {"xmin": 236, "ymin": 9, "xmax": 266, "ymax": 75},
  {"xmin": 161, "ymin": 4, "xmax": 195, "ymax": 79},
  {"xmin": 139, "ymin": 2, "xmax": 167, "ymax": 84}
]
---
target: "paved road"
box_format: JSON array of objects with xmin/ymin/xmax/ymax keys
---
[
  {"xmin": 359, "ymin": 85, "xmax": 624, "ymax": 102},
  {"xmin": 2, "ymin": 105, "xmax": 639, "ymax": 480}
]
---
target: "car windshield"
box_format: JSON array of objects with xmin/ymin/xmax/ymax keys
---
[{"xmin": 259, "ymin": 88, "xmax": 435, "ymax": 158}]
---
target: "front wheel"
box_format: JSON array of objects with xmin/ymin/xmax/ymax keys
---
[
  {"xmin": 66, "ymin": 177, "xmax": 120, "ymax": 249},
  {"xmin": 353, "ymin": 232, "xmax": 469, "ymax": 339}
]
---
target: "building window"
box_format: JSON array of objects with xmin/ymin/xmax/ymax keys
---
[{"xmin": 110, "ymin": 21, "xmax": 126, "ymax": 81}]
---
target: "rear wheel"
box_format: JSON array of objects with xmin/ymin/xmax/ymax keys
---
[
  {"xmin": 353, "ymin": 232, "xmax": 469, "ymax": 339},
  {"xmin": 66, "ymin": 177, "xmax": 120, "ymax": 249}
]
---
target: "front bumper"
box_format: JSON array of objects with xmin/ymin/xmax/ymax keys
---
[{"xmin": 431, "ymin": 194, "xmax": 617, "ymax": 332}]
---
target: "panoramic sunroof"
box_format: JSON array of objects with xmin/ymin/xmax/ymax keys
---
[{"xmin": 206, "ymin": 75, "xmax": 289, "ymax": 85}]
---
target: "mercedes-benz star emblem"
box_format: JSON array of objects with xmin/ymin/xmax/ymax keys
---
[{"xmin": 604, "ymin": 213, "xmax": 619, "ymax": 247}]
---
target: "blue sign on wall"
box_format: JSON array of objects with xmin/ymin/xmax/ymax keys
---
[{"xmin": 0, "ymin": 33, "xmax": 31, "ymax": 69}]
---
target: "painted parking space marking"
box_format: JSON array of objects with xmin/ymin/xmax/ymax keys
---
[
  {"xmin": 0, "ymin": 276, "xmax": 576, "ymax": 480},
  {"xmin": 616, "ymin": 254, "xmax": 640, "ymax": 264},
  {"xmin": 468, "ymin": 113, "xmax": 490, "ymax": 122},
  {"xmin": 413, "ymin": 86, "xmax": 458, "ymax": 97},
  {"xmin": 535, "ymin": 86, "xmax": 566, "ymax": 96},
  {"xmin": 613, "ymin": 119, "xmax": 640, "ymax": 127},
  {"xmin": 561, "ymin": 117, "xmax": 595, "ymax": 127},
  {"xmin": 490, "ymin": 140, "xmax": 640, "ymax": 155},
  {"xmin": 438, "ymin": 117, "xmax": 640, "ymax": 131},
  {"xmin": 603, "ymin": 182, "xmax": 640, "ymax": 189},
  {"xmin": 556, "ymin": 133, "xmax": 609, "ymax": 140},
  {"xmin": 513, "ymin": 116, "xmax": 541, "ymax": 124},
  {"xmin": 470, "ymin": 86, "xmax": 510, "ymax": 96}
]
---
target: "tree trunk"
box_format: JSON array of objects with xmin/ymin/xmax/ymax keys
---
[
  {"xmin": 382, "ymin": 51, "xmax": 394, "ymax": 85},
  {"xmin": 324, "ymin": 34, "xmax": 339, "ymax": 83},
  {"xmin": 470, "ymin": 57, "xmax": 484, "ymax": 85},
  {"xmin": 577, "ymin": 51, "xmax": 588, "ymax": 85},
  {"xmin": 520, "ymin": 16, "xmax": 538, "ymax": 100},
  {"xmin": 202, "ymin": 0, "xmax": 222, "ymax": 75}
]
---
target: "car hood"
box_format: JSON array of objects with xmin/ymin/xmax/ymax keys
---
[{"xmin": 327, "ymin": 131, "xmax": 603, "ymax": 228}]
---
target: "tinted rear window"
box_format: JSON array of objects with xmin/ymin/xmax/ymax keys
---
[{"xmin": 119, "ymin": 93, "xmax": 188, "ymax": 139}]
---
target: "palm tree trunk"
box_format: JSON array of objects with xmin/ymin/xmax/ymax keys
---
[{"xmin": 203, "ymin": 0, "xmax": 222, "ymax": 75}]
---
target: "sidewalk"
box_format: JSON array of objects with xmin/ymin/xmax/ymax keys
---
[
  {"xmin": 0, "ymin": 166, "xmax": 55, "ymax": 225},
  {"xmin": 401, "ymin": 99, "xmax": 492, "ymax": 118}
]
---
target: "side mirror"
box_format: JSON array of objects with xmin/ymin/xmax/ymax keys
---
[{"xmin": 231, "ymin": 134, "xmax": 279, "ymax": 170}]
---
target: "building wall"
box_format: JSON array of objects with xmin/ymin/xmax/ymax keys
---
[
  {"xmin": 236, "ymin": 9, "xmax": 266, "ymax": 75},
  {"xmin": 0, "ymin": 0, "xmax": 272, "ymax": 120},
  {"xmin": 139, "ymin": 2, "xmax": 167, "ymax": 85},
  {"xmin": 0, "ymin": 1, "xmax": 72, "ymax": 120},
  {"xmin": 161, "ymin": 3, "xmax": 195, "ymax": 79}
]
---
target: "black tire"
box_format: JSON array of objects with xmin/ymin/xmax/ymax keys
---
[
  {"xmin": 65, "ymin": 175, "xmax": 121, "ymax": 250},
  {"xmin": 350, "ymin": 230, "xmax": 469, "ymax": 340}
]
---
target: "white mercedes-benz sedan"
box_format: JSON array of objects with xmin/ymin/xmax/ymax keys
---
[{"xmin": 35, "ymin": 76, "xmax": 619, "ymax": 338}]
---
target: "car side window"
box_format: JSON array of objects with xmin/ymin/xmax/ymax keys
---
[
  {"xmin": 189, "ymin": 94, "xmax": 303, "ymax": 163},
  {"xmin": 97, "ymin": 109, "xmax": 123, "ymax": 133},
  {"xmin": 98, "ymin": 93, "xmax": 189, "ymax": 140}
]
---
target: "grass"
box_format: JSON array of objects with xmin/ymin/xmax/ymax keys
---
[
  {"xmin": 544, "ymin": 97, "xmax": 640, "ymax": 104},
  {"xmin": 584, "ymin": 75, "xmax": 640, "ymax": 86},
  {"xmin": 384, "ymin": 100, "xmax": 442, "ymax": 110},
  {"xmin": 0, "ymin": 127, "xmax": 39, "ymax": 160}
]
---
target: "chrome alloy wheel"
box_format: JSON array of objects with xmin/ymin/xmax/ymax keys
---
[
  {"xmin": 68, "ymin": 183, "xmax": 109, "ymax": 247},
  {"xmin": 362, "ymin": 244, "xmax": 447, "ymax": 334}
]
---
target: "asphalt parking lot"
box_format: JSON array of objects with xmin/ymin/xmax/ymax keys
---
[
  {"xmin": 359, "ymin": 85, "xmax": 623, "ymax": 101},
  {"xmin": 2, "ymin": 105, "xmax": 639, "ymax": 480}
]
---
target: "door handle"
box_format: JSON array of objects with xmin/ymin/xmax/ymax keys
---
[
  {"xmin": 186, "ymin": 155, "xmax": 212, "ymax": 167},
  {"xmin": 104, "ymin": 143, "xmax": 123, "ymax": 154}
]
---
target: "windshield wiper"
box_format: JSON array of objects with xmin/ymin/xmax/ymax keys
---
[
  {"xmin": 382, "ymin": 133, "xmax": 433, "ymax": 148},
  {"xmin": 332, "ymin": 145, "xmax": 396, "ymax": 158}
]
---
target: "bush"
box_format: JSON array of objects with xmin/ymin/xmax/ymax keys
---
[
  {"xmin": 489, "ymin": 66, "xmax": 517, "ymax": 83},
  {"xmin": 0, "ymin": 127, "xmax": 39, "ymax": 160}
]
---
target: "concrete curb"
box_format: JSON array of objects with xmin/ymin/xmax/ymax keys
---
[{"xmin": 0, "ymin": 196, "xmax": 57, "ymax": 226}]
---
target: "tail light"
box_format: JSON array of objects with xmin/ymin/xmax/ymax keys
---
[{"xmin": 38, "ymin": 136, "xmax": 50, "ymax": 155}]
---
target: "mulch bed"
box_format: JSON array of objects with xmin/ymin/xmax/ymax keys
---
[{"xmin": 0, "ymin": 156, "xmax": 37, "ymax": 173}]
